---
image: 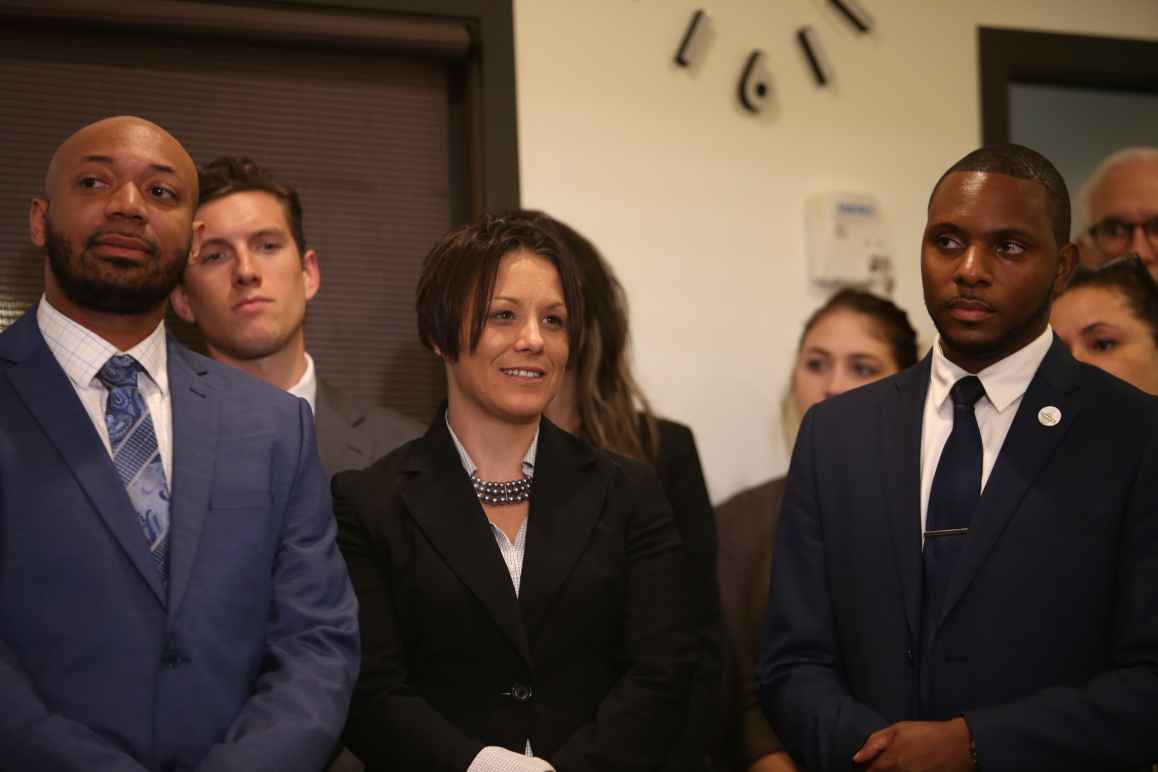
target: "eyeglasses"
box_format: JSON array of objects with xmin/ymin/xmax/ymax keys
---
[{"xmin": 1088, "ymin": 216, "xmax": 1158, "ymax": 254}]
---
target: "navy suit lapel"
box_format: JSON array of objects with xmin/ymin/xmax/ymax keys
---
[
  {"xmin": 879, "ymin": 357, "xmax": 931, "ymax": 647},
  {"xmin": 1, "ymin": 311, "xmax": 166, "ymax": 606},
  {"xmin": 166, "ymin": 341, "xmax": 218, "ymax": 617},
  {"xmin": 400, "ymin": 419, "xmax": 531, "ymax": 663},
  {"xmin": 518, "ymin": 419, "xmax": 607, "ymax": 644},
  {"xmin": 938, "ymin": 337, "xmax": 1081, "ymax": 626}
]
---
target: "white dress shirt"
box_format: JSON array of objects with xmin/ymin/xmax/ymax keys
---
[
  {"xmin": 37, "ymin": 296, "xmax": 173, "ymax": 482},
  {"xmin": 287, "ymin": 352, "xmax": 318, "ymax": 416},
  {"xmin": 446, "ymin": 415, "xmax": 538, "ymax": 597},
  {"xmin": 445, "ymin": 416, "xmax": 553, "ymax": 772},
  {"xmin": 919, "ymin": 326, "xmax": 1054, "ymax": 538}
]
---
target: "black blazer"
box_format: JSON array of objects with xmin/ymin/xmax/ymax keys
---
[
  {"xmin": 648, "ymin": 418, "xmax": 724, "ymax": 772},
  {"xmin": 759, "ymin": 338, "xmax": 1158, "ymax": 771},
  {"xmin": 334, "ymin": 415, "xmax": 696, "ymax": 772}
]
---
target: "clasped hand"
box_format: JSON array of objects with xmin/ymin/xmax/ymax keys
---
[{"xmin": 851, "ymin": 717, "xmax": 973, "ymax": 772}]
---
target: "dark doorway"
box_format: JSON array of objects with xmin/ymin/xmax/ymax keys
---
[{"xmin": 0, "ymin": 0, "xmax": 518, "ymax": 423}]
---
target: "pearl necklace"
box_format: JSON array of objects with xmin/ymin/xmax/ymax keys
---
[{"xmin": 471, "ymin": 473, "xmax": 531, "ymax": 505}]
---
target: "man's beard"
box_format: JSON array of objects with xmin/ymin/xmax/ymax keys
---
[
  {"xmin": 45, "ymin": 218, "xmax": 190, "ymax": 315},
  {"xmin": 932, "ymin": 282, "xmax": 1054, "ymax": 359}
]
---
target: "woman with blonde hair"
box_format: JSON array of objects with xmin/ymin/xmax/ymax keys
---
[{"xmin": 715, "ymin": 288, "xmax": 919, "ymax": 772}]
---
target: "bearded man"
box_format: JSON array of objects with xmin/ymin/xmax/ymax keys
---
[{"xmin": 0, "ymin": 116, "xmax": 359, "ymax": 772}]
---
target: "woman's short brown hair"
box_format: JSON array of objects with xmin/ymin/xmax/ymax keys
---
[{"xmin": 416, "ymin": 211, "xmax": 584, "ymax": 361}]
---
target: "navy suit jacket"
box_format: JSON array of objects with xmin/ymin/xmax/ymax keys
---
[
  {"xmin": 0, "ymin": 308, "xmax": 360, "ymax": 772},
  {"xmin": 759, "ymin": 338, "xmax": 1158, "ymax": 771}
]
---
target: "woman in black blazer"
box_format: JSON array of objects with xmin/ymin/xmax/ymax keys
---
[{"xmin": 334, "ymin": 212, "xmax": 695, "ymax": 772}]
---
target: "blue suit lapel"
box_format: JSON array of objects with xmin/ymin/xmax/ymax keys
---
[
  {"xmin": 937, "ymin": 337, "xmax": 1081, "ymax": 628},
  {"xmin": 166, "ymin": 340, "xmax": 218, "ymax": 617},
  {"xmin": 878, "ymin": 357, "xmax": 930, "ymax": 648},
  {"xmin": 1, "ymin": 311, "xmax": 166, "ymax": 606}
]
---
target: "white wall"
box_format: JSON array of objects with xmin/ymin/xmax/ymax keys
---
[{"xmin": 514, "ymin": 0, "xmax": 1158, "ymax": 504}]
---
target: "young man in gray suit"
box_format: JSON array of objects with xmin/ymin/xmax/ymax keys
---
[{"xmin": 171, "ymin": 157, "xmax": 423, "ymax": 478}]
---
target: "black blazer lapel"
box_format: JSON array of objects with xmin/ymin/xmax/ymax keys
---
[
  {"xmin": 518, "ymin": 419, "xmax": 608, "ymax": 644},
  {"xmin": 938, "ymin": 337, "xmax": 1081, "ymax": 627},
  {"xmin": 879, "ymin": 357, "xmax": 931, "ymax": 647},
  {"xmin": 1, "ymin": 311, "xmax": 166, "ymax": 606},
  {"xmin": 166, "ymin": 342, "xmax": 218, "ymax": 617},
  {"xmin": 400, "ymin": 418, "xmax": 531, "ymax": 663}
]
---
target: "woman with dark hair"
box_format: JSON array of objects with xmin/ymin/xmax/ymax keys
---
[
  {"xmin": 334, "ymin": 212, "xmax": 694, "ymax": 772},
  {"xmin": 1051, "ymin": 254, "xmax": 1158, "ymax": 395},
  {"xmin": 537, "ymin": 214, "xmax": 723, "ymax": 772},
  {"xmin": 715, "ymin": 289, "xmax": 919, "ymax": 772}
]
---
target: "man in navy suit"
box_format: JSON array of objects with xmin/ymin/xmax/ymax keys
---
[
  {"xmin": 759, "ymin": 144, "xmax": 1158, "ymax": 772},
  {"xmin": 0, "ymin": 116, "xmax": 359, "ymax": 771}
]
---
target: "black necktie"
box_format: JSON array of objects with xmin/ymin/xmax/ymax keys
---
[{"xmin": 922, "ymin": 375, "xmax": 986, "ymax": 643}]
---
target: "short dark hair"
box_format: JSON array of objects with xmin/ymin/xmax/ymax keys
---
[
  {"xmin": 932, "ymin": 144, "xmax": 1071, "ymax": 247},
  {"xmin": 1066, "ymin": 254, "xmax": 1158, "ymax": 348},
  {"xmin": 799, "ymin": 288, "xmax": 920, "ymax": 370},
  {"xmin": 416, "ymin": 211, "xmax": 584, "ymax": 362},
  {"xmin": 197, "ymin": 157, "xmax": 307, "ymax": 255}
]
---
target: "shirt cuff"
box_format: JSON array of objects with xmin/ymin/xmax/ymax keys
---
[{"xmin": 466, "ymin": 746, "xmax": 555, "ymax": 772}]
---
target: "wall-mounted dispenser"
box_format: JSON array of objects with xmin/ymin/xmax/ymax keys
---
[{"xmin": 804, "ymin": 192, "xmax": 893, "ymax": 292}]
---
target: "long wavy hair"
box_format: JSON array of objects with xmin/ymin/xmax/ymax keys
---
[{"xmin": 528, "ymin": 212, "xmax": 660, "ymax": 462}]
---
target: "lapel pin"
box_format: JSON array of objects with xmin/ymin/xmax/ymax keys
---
[{"xmin": 1038, "ymin": 405, "xmax": 1061, "ymax": 427}]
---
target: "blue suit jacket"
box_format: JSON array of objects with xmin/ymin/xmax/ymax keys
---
[
  {"xmin": 0, "ymin": 308, "xmax": 360, "ymax": 772},
  {"xmin": 759, "ymin": 338, "xmax": 1158, "ymax": 771}
]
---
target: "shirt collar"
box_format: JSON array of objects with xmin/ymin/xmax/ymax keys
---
[
  {"xmin": 445, "ymin": 412, "xmax": 539, "ymax": 480},
  {"xmin": 929, "ymin": 325, "xmax": 1054, "ymax": 414},
  {"xmin": 287, "ymin": 352, "xmax": 318, "ymax": 415},
  {"xmin": 37, "ymin": 294, "xmax": 169, "ymax": 395}
]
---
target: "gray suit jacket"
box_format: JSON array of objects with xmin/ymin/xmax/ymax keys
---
[
  {"xmin": 317, "ymin": 378, "xmax": 424, "ymax": 772},
  {"xmin": 314, "ymin": 378, "xmax": 425, "ymax": 478}
]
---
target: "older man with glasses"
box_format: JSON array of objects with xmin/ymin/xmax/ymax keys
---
[{"xmin": 1077, "ymin": 146, "xmax": 1158, "ymax": 281}]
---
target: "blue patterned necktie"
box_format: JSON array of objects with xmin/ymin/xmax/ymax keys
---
[
  {"xmin": 922, "ymin": 375, "xmax": 986, "ymax": 648},
  {"xmin": 97, "ymin": 354, "xmax": 170, "ymax": 585}
]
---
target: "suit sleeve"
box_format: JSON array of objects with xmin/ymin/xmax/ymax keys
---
[
  {"xmin": 758, "ymin": 408, "xmax": 888, "ymax": 770},
  {"xmin": 655, "ymin": 424, "xmax": 725, "ymax": 771},
  {"xmin": 333, "ymin": 467, "xmax": 486, "ymax": 772},
  {"xmin": 549, "ymin": 461, "xmax": 697, "ymax": 772},
  {"xmin": 194, "ymin": 400, "xmax": 361, "ymax": 772},
  {"xmin": 0, "ymin": 637, "xmax": 151, "ymax": 771},
  {"xmin": 962, "ymin": 419, "xmax": 1158, "ymax": 771}
]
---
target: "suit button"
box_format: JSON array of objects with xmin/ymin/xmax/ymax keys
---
[
  {"xmin": 905, "ymin": 648, "xmax": 915, "ymax": 667},
  {"xmin": 510, "ymin": 683, "xmax": 533, "ymax": 702},
  {"xmin": 162, "ymin": 649, "xmax": 188, "ymax": 669}
]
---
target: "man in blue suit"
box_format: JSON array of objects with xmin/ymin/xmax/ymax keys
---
[
  {"xmin": 760, "ymin": 145, "xmax": 1158, "ymax": 771},
  {"xmin": 0, "ymin": 116, "xmax": 359, "ymax": 771}
]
